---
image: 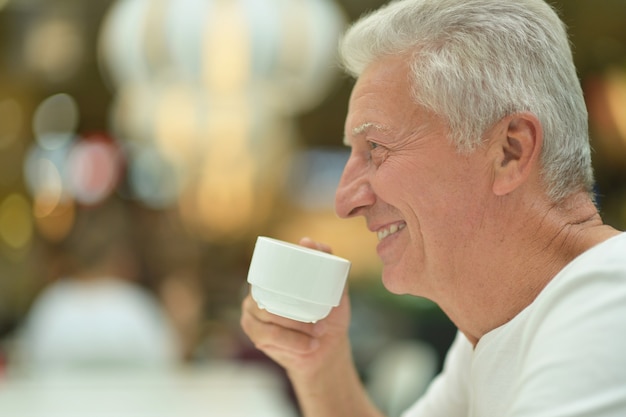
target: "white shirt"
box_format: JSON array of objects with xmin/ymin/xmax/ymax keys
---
[
  {"xmin": 19, "ymin": 278, "xmax": 178, "ymax": 370},
  {"xmin": 402, "ymin": 233, "xmax": 626, "ymax": 417}
]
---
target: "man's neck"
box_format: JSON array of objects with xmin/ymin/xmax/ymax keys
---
[{"xmin": 442, "ymin": 191, "xmax": 620, "ymax": 346}]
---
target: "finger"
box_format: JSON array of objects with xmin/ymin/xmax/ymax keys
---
[
  {"xmin": 242, "ymin": 295, "xmax": 322, "ymax": 336},
  {"xmin": 241, "ymin": 295, "xmax": 325, "ymax": 339},
  {"xmin": 241, "ymin": 297, "xmax": 320, "ymax": 354},
  {"xmin": 299, "ymin": 237, "xmax": 333, "ymax": 254}
]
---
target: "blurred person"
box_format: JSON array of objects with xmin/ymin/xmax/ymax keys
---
[
  {"xmin": 17, "ymin": 198, "xmax": 179, "ymax": 370},
  {"xmin": 241, "ymin": 1, "xmax": 626, "ymax": 416}
]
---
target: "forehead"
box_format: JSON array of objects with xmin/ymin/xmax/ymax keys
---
[
  {"xmin": 350, "ymin": 55, "xmax": 413, "ymax": 106},
  {"xmin": 345, "ymin": 55, "xmax": 423, "ymax": 139}
]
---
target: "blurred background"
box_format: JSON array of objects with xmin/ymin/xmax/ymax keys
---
[{"xmin": 0, "ymin": 0, "xmax": 624, "ymax": 414}]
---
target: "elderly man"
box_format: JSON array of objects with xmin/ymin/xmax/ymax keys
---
[{"xmin": 241, "ymin": 0, "xmax": 626, "ymax": 416}]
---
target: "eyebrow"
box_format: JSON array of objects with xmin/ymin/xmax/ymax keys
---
[{"xmin": 343, "ymin": 122, "xmax": 388, "ymax": 146}]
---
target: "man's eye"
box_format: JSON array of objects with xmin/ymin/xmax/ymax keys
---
[{"xmin": 366, "ymin": 141, "xmax": 386, "ymax": 166}]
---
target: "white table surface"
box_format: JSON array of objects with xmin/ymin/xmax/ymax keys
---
[{"xmin": 0, "ymin": 361, "xmax": 298, "ymax": 417}]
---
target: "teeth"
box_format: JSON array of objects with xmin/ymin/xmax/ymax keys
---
[{"xmin": 377, "ymin": 223, "xmax": 405, "ymax": 241}]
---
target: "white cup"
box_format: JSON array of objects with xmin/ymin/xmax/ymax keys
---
[{"xmin": 246, "ymin": 236, "xmax": 351, "ymax": 323}]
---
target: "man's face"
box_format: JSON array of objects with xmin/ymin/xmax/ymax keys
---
[{"xmin": 336, "ymin": 54, "xmax": 494, "ymax": 300}]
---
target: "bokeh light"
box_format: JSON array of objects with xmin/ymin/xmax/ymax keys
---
[
  {"xmin": 153, "ymin": 82, "xmax": 203, "ymax": 167},
  {"xmin": 66, "ymin": 135, "xmax": 124, "ymax": 206},
  {"xmin": 96, "ymin": 0, "xmax": 347, "ymax": 241},
  {"xmin": 605, "ymin": 68, "xmax": 626, "ymax": 146},
  {"xmin": 0, "ymin": 98, "xmax": 23, "ymax": 150},
  {"xmin": 33, "ymin": 93, "xmax": 79, "ymax": 150},
  {"xmin": 0, "ymin": 194, "xmax": 33, "ymax": 252},
  {"xmin": 24, "ymin": 141, "xmax": 73, "ymax": 212},
  {"xmin": 33, "ymin": 199, "xmax": 75, "ymax": 243},
  {"xmin": 23, "ymin": 17, "xmax": 84, "ymax": 83},
  {"xmin": 127, "ymin": 144, "xmax": 181, "ymax": 209}
]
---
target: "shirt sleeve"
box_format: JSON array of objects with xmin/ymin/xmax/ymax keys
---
[{"xmin": 401, "ymin": 331, "xmax": 471, "ymax": 417}]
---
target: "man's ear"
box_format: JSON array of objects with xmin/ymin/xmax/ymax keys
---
[{"xmin": 491, "ymin": 112, "xmax": 543, "ymax": 196}]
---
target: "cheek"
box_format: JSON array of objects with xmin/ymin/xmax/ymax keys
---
[
  {"xmin": 375, "ymin": 162, "xmax": 435, "ymax": 232},
  {"xmin": 372, "ymin": 158, "xmax": 418, "ymax": 198}
]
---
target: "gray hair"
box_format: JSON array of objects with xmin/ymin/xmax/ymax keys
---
[{"xmin": 339, "ymin": 0, "xmax": 594, "ymax": 202}]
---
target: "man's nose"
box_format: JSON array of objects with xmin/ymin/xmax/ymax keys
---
[{"xmin": 335, "ymin": 154, "xmax": 375, "ymax": 219}]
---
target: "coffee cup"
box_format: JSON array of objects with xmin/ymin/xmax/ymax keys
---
[{"xmin": 246, "ymin": 236, "xmax": 351, "ymax": 323}]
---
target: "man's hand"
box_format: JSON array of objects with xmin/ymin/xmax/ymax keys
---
[{"xmin": 240, "ymin": 237, "xmax": 351, "ymax": 379}]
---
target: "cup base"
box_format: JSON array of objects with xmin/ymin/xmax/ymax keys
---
[{"xmin": 250, "ymin": 285, "xmax": 333, "ymax": 323}]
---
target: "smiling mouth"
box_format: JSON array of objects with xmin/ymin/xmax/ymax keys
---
[{"xmin": 377, "ymin": 223, "xmax": 406, "ymax": 241}]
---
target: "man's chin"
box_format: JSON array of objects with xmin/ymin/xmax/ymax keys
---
[{"xmin": 380, "ymin": 269, "xmax": 410, "ymax": 295}]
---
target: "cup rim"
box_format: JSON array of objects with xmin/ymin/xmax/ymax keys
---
[{"xmin": 256, "ymin": 236, "xmax": 350, "ymax": 264}]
